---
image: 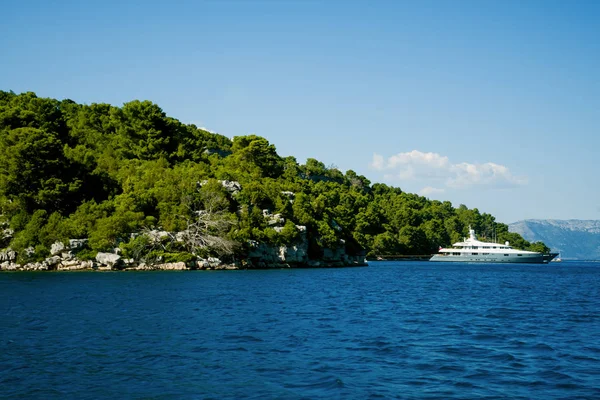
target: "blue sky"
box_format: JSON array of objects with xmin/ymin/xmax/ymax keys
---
[{"xmin": 2, "ymin": 0, "xmax": 598, "ymax": 223}]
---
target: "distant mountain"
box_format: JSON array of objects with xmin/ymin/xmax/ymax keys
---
[{"xmin": 509, "ymin": 220, "xmax": 600, "ymax": 260}]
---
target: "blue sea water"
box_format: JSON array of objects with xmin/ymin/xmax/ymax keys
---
[{"xmin": 1, "ymin": 261, "xmax": 600, "ymax": 399}]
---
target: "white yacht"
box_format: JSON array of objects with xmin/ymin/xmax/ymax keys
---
[{"xmin": 430, "ymin": 226, "xmax": 555, "ymax": 263}]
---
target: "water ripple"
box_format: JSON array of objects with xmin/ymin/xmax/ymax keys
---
[{"xmin": 1, "ymin": 261, "xmax": 600, "ymax": 399}]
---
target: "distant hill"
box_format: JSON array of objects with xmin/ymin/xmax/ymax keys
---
[{"xmin": 509, "ymin": 220, "xmax": 600, "ymax": 260}]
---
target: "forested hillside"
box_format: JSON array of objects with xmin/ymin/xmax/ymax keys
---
[{"xmin": 0, "ymin": 91, "xmax": 548, "ymax": 266}]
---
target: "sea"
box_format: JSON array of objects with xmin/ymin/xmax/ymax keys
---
[{"xmin": 1, "ymin": 261, "xmax": 599, "ymax": 399}]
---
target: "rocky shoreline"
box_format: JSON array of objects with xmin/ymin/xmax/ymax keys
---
[
  {"xmin": 0, "ymin": 257, "xmax": 368, "ymax": 272},
  {"xmin": 0, "ymin": 237, "xmax": 367, "ymax": 272}
]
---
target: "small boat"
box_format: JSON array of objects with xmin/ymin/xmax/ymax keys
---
[{"xmin": 430, "ymin": 226, "xmax": 557, "ymax": 263}]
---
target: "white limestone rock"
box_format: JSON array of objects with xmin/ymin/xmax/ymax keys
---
[
  {"xmin": 124, "ymin": 263, "xmax": 152, "ymax": 271},
  {"xmin": 95, "ymin": 252, "xmax": 122, "ymax": 268},
  {"xmin": 197, "ymin": 257, "xmax": 223, "ymax": 269},
  {"xmin": 221, "ymin": 180, "xmax": 241, "ymax": 194},
  {"xmin": 146, "ymin": 230, "xmax": 171, "ymax": 243},
  {"xmin": 22, "ymin": 262, "xmax": 48, "ymax": 271},
  {"xmin": 279, "ymin": 245, "xmax": 308, "ymax": 263},
  {"xmin": 45, "ymin": 256, "xmax": 62, "ymax": 267},
  {"xmin": 1, "ymin": 228, "xmax": 14, "ymax": 242},
  {"xmin": 50, "ymin": 241, "xmax": 66, "ymax": 255},
  {"xmin": 155, "ymin": 262, "xmax": 187, "ymax": 270},
  {"xmin": 57, "ymin": 260, "xmax": 93, "ymax": 271},
  {"xmin": 267, "ymin": 214, "xmax": 285, "ymax": 226},
  {"xmin": 69, "ymin": 239, "xmax": 88, "ymax": 249},
  {"xmin": 1, "ymin": 261, "xmax": 19, "ymax": 270},
  {"xmin": 175, "ymin": 231, "xmax": 187, "ymax": 242},
  {"xmin": 0, "ymin": 248, "xmax": 16, "ymax": 262}
]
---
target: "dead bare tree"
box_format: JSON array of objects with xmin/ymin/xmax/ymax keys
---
[
  {"xmin": 122, "ymin": 228, "xmax": 177, "ymax": 264},
  {"xmin": 179, "ymin": 188, "xmax": 238, "ymax": 256}
]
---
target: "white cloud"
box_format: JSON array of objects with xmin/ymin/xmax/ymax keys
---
[
  {"xmin": 371, "ymin": 150, "xmax": 451, "ymax": 180},
  {"xmin": 370, "ymin": 150, "xmax": 527, "ymax": 190},
  {"xmin": 199, "ymin": 126, "xmax": 217, "ymax": 134},
  {"xmin": 447, "ymin": 162, "xmax": 527, "ymax": 188},
  {"xmin": 371, "ymin": 153, "xmax": 385, "ymax": 170},
  {"xmin": 188, "ymin": 121, "xmax": 219, "ymax": 134},
  {"xmin": 371, "ymin": 150, "xmax": 448, "ymax": 171},
  {"xmin": 419, "ymin": 186, "xmax": 446, "ymax": 196}
]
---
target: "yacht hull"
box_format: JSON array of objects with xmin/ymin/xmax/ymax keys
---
[
  {"xmin": 429, "ymin": 253, "xmax": 546, "ymax": 263},
  {"xmin": 544, "ymin": 253, "xmax": 559, "ymax": 263}
]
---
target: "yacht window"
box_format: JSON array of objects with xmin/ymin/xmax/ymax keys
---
[
  {"xmin": 517, "ymin": 254, "xmax": 522, "ymax": 256},
  {"xmin": 472, "ymin": 252, "xmax": 478, "ymax": 255},
  {"xmin": 504, "ymin": 254, "xmax": 509, "ymax": 256}
]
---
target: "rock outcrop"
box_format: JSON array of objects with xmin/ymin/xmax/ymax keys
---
[
  {"xmin": 95, "ymin": 252, "xmax": 122, "ymax": 269},
  {"xmin": 1, "ymin": 221, "xmax": 367, "ymax": 271},
  {"xmin": 50, "ymin": 242, "xmax": 66, "ymax": 255},
  {"xmin": 245, "ymin": 225, "xmax": 366, "ymax": 268},
  {"xmin": 1, "ymin": 228, "xmax": 13, "ymax": 247},
  {"xmin": 0, "ymin": 248, "xmax": 17, "ymax": 262}
]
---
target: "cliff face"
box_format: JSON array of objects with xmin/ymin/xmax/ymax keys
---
[
  {"xmin": 509, "ymin": 219, "xmax": 600, "ymax": 260},
  {"xmin": 246, "ymin": 237, "xmax": 366, "ymax": 268}
]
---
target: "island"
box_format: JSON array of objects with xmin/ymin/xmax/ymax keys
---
[{"xmin": 0, "ymin": 91, "xmax": 550, "ymax": 271}]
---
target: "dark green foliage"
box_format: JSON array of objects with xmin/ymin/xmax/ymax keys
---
[
  {"xmin": 0, "ymin": 90, "xmax": 548, "ymax": 262},
  {"xmin": 0, "ymin": 127, "xmax": 83, "ymax": 214},
  {"xmin": 527, "ymin": 241, "xmax": 551, "ymax": 254},
  {"xmin": 10, "ymin": 209, "xmax": 50, "ymax": 263},
  {"xmin": 142, "ymin": 250, "xmax": 196, "ymax": 265},
  {"xmin": 279, "ymin": 220, "xmax": 301, "ymax": 244},
  {"xmin": 73, "ymin": 248, "xmax": 97, "ymax": 261},
  {"xmin": 229, "ymin": 135, "xmax": 283, "ymax": 179}
]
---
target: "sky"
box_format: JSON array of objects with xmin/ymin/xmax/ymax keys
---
[{"xmin": 1, "ymin": 0, "xmax": 599, "ymax": 223}]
